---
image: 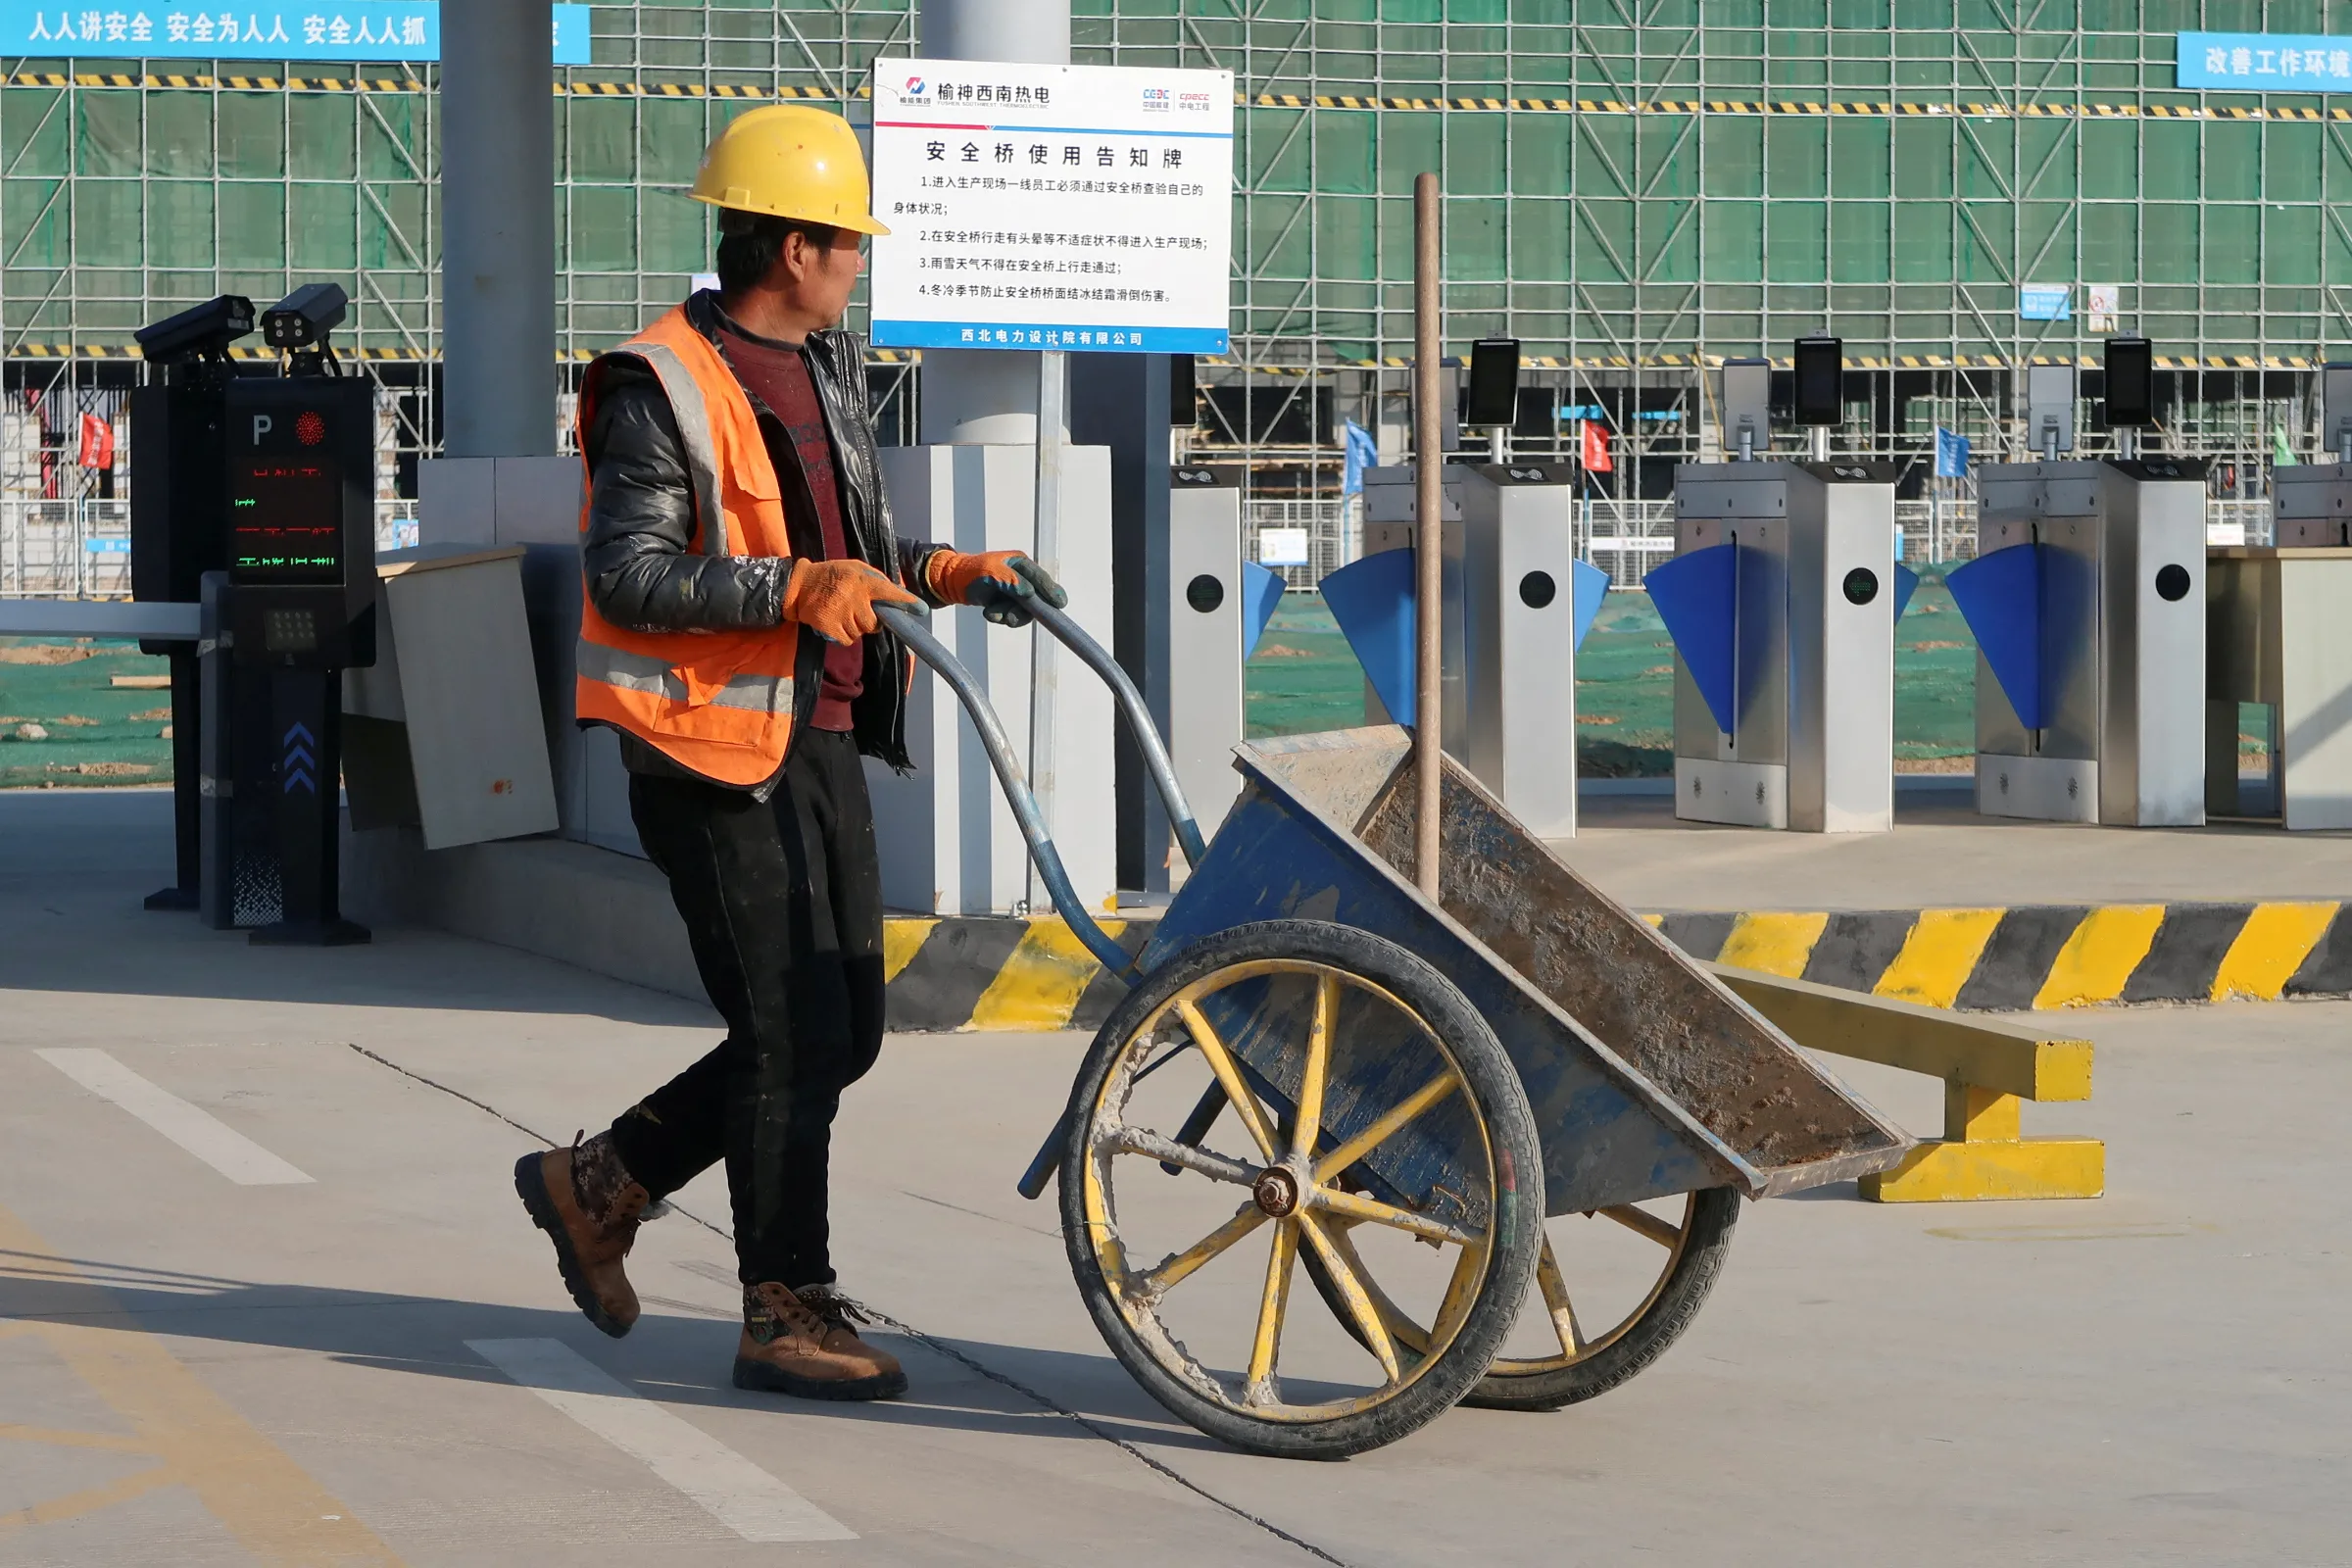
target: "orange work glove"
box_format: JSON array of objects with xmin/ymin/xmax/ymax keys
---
[
  {"xmin": 925, "ymin": 549, "xmax": 1070, "ymax": 626},
  {"xmin": 779, "ymin": 559, "xmax": 922, "ymax": 645}
]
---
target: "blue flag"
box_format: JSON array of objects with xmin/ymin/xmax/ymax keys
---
[
  {"xmin": 1934, "ymin": 425, "xmax": 1970, "ymax": 479},
  {"xmin": 1342, "ymin": 418, "xmax": 1378, "ymax": 499}
]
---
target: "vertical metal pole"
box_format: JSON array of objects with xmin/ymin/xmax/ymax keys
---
[
  {"xmin": 1027, "ymin": 349, "xmax": 1065, "ymax": 912},
  {"xmin": 1412, "ymin": 172, "xmax": 1443, "ymax": 900},
  {"xmin": 441, "ymin": 0, "xmax": 557, "ymax": 458}
]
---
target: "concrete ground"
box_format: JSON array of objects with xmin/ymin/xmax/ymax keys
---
[
  {"xmin": 3, "ymin": 788, "xmax": 2348, "ymax": 1565},
  {"xmin": 1559, "ymin": 786, "xmax": 2352, "ymax": 909}
]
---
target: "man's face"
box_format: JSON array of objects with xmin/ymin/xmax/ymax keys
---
[{"xmin": 782, "ymin": 227, "xmax": 865, "ymax": 328}]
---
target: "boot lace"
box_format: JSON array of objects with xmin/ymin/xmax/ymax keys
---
[{"xmin": 792, "ymin": 1283, "xmax": 876, "ymax": 1335}]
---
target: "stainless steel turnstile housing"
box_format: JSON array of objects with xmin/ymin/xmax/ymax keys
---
[
  {"xmin": 1972, "ymin": 458, "xmax": 2206, "ymax": 826},
  {"xmin": 1669, "ymin": 461, "xmax": 1897, "ymax": 832},
  {"xmin": 1166, "ymin": 466, "xmax": 1247, "ymax": 839},
  {"xmin": 1361, "ymin": 463, "xmax": 1581, "ymax": 836},
  {"xmin": 2208, "ymin": 476, "xmax": 2352, "ymax": 828}
]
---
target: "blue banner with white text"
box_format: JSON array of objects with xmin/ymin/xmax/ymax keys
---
[
  {"xmin": 0, "ymin": 2, "xmax": 591, "ymax": 64},
  {"xmin": 2177, "ymin": 31, "xmax": 2352, "ymax": 91}
]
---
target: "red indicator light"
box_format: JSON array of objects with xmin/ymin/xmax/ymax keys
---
[{"xmin": 296, "ymin": 412, "xmax": 326, "ymax": 446}]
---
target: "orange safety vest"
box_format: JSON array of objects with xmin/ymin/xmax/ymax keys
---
[{"xmin": 574, "ymin": 306, "xmax": 804, "ymax": 787}]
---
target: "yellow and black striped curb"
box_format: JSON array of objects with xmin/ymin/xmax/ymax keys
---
[
  {"xmin": 1653, "ymin": 903, "xmax": 2351, "ymax": 1011},
  {"xmin": 882, "ymin": 914, "xmax": 1153, "ymax": 1035},
  {"xmin": 886, "ymin": 900, "xmax": 2352, "ymax": 1032}
]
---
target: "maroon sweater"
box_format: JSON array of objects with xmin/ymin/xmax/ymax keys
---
[{"xmin": 713, "ymin": 319, "xmax": 863, "ymax": 733}]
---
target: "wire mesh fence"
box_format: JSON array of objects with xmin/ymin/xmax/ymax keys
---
[{"xmin": 1, "ymin": 498, "xmax": 419, "ymax": 598}]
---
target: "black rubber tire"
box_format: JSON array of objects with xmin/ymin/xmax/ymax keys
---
[
  {"xmin": 1060, "ymin": 918, "xmax": 1545, "ymax": 1460},
  {"xmin": 1461, "ymin": 1186, "xmax": 1740, "ymax": 1411}
]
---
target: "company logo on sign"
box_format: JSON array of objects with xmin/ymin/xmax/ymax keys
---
[
  {"xmin": 903, "ymin": 75, "xmax": 929, "ymax": 100},
  {"xmin": 1179, "ymin": 90, "xmax": 1213, "ymax": 112},
  {"xmin": 1142, "ymin": 86, "xmax": 1170, "ymax": 111}
]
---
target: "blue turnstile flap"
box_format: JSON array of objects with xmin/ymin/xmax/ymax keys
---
[
  {"xmin": 1240, "ymin": 561, "xmax": 1287, "ymax": 661},
  {"xmin": 1892, "ymin": 561, "xmax": 1921, "ymax": 622},
  {"xmin": 1571, "ymin": 559, "xmax": 1609, "ymax": 654},
  {"xmin": 1644, "ymin": 542, "xmax": 1740, "ymax": 735},
  {"xmin": 1320, "ymin": 547, "xmax": 1420, "ymax": 727},
  {"xmin": 1944, "ymin": 541, "xmax": 2044, "ymax": 730}
]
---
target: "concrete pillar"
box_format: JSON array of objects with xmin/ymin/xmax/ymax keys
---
[
  {"xmin": 440, "ymin": 0, "xmax": 557, "ymax": 459},
  {"xmin": 916, "ymin": 0, "xmax": 1069, "ymax": 446}
]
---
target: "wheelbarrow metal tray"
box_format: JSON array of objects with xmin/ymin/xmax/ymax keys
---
[{"xmin": 1139, "ymin": 728, "xmax": 1911, "ymax": 1216}]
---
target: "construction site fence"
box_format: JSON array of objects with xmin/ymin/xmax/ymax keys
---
[
  {"xmin": 2, "ymin": 495, "xmax": 2279, "ymax": 602},
  {"xmin": 0, "ymin": 499, "xmax": 417, "ymax": 600}
]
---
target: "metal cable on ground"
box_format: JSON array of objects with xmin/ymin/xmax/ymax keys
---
[{"xmin": 344, "ymin": 1042, "xmax": 1356, "ymax": 1568}]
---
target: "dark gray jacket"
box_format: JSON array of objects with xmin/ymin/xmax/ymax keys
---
[{"xmin": 580, "ymin": 291, "xmax": 946, "ymax": 779}]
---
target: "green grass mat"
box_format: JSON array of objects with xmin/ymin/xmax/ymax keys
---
[
  {"xmin": 1246, "ymin": 573, "xmax": 1989, "ymax": 778},
  {"xmin": 0, "ymin": 637, "xmax": 175, "ymax": 789}
]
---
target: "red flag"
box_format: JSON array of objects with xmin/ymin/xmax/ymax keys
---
[
  {"xmin": 76, "ymin": 413, "xmax": 114, "ymax": 469},
  {"xmin": 1580, "ymin": 418, "xmax": 1613, "ymax": 473}
]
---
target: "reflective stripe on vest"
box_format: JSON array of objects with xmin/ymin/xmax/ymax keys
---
[
  {"xmin": 627, "ymin": 339, "xmax": 728, "ymax": 557},
  {"xmin": 575, "ymin": 639, "xmax": 794, "ymax": 716}
]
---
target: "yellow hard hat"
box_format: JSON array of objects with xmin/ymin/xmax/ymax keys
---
[{"xmin": 690, "ymin": 105, "xmax": 890, "ymax": 237}]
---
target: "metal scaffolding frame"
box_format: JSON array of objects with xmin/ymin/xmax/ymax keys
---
[{"xmin": 4, "ymin": 1, "xmax": 2348, "ymax": 509}]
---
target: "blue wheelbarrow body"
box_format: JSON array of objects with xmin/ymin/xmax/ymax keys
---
[
  {"xmin": 873, "ymin": 601, "xmax": 1906, "ymax": 1220},
  {"xmin": 1143, "ymin": 727, "xmax": 1911, "ymax": 1220}
]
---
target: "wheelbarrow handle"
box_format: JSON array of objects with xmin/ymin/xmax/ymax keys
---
[
  {"xmin": 874, "ymin": 603, "xmax": 1138, "ymax": 983},
  {"xmin": 1018, "ymin": 597, "xmax": 1210, "ymax": 871}
]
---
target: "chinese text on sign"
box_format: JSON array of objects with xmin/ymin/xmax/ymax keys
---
[{"xmin": 868, "ymin": 57, "xmax": 1235, "ymax": 357}]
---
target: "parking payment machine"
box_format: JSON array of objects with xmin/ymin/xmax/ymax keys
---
[
  {"xmin": 217, "ymin": 370, "xmax": 377, "ymax": 943},
  {"xmin": 1651, "ymin": 341, "xmax": 1902, "ymax": 832},
  {"xmin": 128, "ymin": 294, "xmax": 255, "ymax": 910},
  {"xmin": 226, "ymin": 379, "xmax": 376, "ymax": 668}
]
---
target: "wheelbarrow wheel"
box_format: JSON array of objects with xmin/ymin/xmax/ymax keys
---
[
  {"xmin": 1060, "ymin": 918, "xmax": 1544, "ymax": 1460},
  {"xmin": 1300, "ymin": 1188, "xmax": 1739, "ymax": 1411}
]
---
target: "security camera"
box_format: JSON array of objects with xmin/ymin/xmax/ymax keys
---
[
  {"xmin": 134, "ymin": 294, "xmax": 256, "ymax": 367},
  {"xmin": 263, "ymin": 282, "xmax": 349, "ymax": 374},
  {"xmin": 262, "ymin": 282, "xmax": 348, "ymax": 350}
]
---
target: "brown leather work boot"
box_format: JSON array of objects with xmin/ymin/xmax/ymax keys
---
[
  {"xmin": 514, "ymin": 1131, "xmax": 649, "ymax": 1338},
  {"xmin": 733, "ymin": 1282, "xmax": 907, "ymax": 1401}
]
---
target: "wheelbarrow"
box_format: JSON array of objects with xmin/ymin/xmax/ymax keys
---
[{"xmin": 877, "ymin": 599, "xmax": 1911, "ymax": 1459}]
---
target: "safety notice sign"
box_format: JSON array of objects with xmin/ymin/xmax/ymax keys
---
[{"xmin": 867, "ymin": 57, "xmax": 1235, "ymax": 356}]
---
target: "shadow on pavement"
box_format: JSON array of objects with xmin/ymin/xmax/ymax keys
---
[
  {"xmin": 0, "ymin": 1243, "xmax": 1235, "ymax": 1456},
  {"xmin": 0, "ymin": 788, "xmax": 708, "ymax": 1028}
]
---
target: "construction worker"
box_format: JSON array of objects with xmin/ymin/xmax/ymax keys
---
[{"xmin": 513, "ymin": 106, "xmax": 1062, "ymax": 1401}]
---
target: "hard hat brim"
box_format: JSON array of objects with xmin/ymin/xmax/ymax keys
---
[{"xmin": 691, "ymin": 188, "xmax": 891, "ymax": 237}]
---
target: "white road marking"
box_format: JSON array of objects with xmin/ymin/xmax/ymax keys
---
[
  {"xmin": 35, "ymin": 1048, "xmax": 314, "ymax": 1186},
  {"xmin": 466, "ymin": 1338, "xmax": 857, "ymax": 1544}
]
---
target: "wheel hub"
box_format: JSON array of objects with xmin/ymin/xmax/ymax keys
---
[{"xmin": 1251, "ymin": 1165, "xmax": 1301, "ymax": 1217}]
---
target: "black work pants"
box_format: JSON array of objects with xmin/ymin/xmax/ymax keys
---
[{"xmin": 606, "ymin": 729, "xmax": 886, "ymax": 1288}]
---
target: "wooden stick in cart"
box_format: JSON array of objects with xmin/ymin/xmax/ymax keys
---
[{"xmin": 1411, "ymin": 172, "xmax": 1444, "ymax": 899}]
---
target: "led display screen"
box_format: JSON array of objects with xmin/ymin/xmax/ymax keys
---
[{"xmin": 229, "ymin": 458, "xmax": 341, "ymax": 583}]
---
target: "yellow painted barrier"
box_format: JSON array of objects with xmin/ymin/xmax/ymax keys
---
[
  {"xmin": 968, "ymin": 918, "xmax": 1127, "ymax": 1032},
  {"xmin": 1707, "ymin": 963, "xmax": 2103, "ymax": 1202}
]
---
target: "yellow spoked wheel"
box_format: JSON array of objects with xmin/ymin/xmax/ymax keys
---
[
  {"xmin": 1059, "ymin": 919, "xmax": 1544, "ymax": 1459},
  {"xmin": 1305, "ymin": 1188, "xmax": 1740, "ymax": 1412}
]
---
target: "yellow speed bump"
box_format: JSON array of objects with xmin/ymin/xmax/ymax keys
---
[{"xmin": 1708, "ymin": 963, "xmax": 2102, "ymax": 1202}]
